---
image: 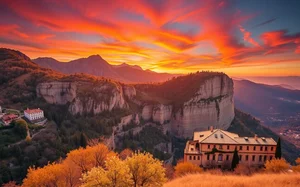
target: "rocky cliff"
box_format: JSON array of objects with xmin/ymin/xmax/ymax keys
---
[
  {"xmin": 36, "ymin": 81, "xmax": 133, "ymax": 115},
  {"xmin": 140, "ymin": 74, "xmax": 235, "ymax": 137},
  {"xmin": 36, "ymin": 73, "xmax": 234, "ymax": 138}
]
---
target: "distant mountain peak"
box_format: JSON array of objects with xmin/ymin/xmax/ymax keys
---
[{"xmin": 114, "ymin": 63, "xmax": 143, "ymax": 70}]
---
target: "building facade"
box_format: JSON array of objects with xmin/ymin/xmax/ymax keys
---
[
  {"xmin": 24, "ymin": 108, "xmax": 44, "ymax": 121},
  {"xmin": 184, "ymin": 127, "xmax": 277, "ymax": 169}
]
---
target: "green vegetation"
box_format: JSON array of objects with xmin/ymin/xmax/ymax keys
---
[
  {"xmin": 231, "ymin": 148, "xmax": 239, "ymax": 170},
  {"xmin": 275, "ymin": 138, "xmax": 282, "ymax": 159},
  {"xmin": 135, "ymin": 71, "xmax": 227, "ymax": 111},
  {"xmin": 119, "ymin": 125, "xmax": 172, "ymax": 160}
]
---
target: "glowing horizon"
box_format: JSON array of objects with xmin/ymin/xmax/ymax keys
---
[{"xmin": 1, "ymin": 0, "xmax": 300, "ymax": 76}]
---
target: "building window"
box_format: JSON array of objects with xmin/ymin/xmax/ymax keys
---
[
  {"xmin": 218, "ymin": 154, "xmax": 223, "ymax": 161},
  {"xmin": 227, "ymin": 145, "xmax": 230, "ymax": 150},
  {"xmin": 265, "ymin": 146, "xmax": 268, "ymax": 151},
  {"xmin": 191, "ymin": 148, "xmax": 194, "ymax": 151},
  {"xmin": 219, "ymin": 145, "xmax": 223, "ymax": 149},
  {"xmin": 253, "ymin": 146, "xmax": 256, "ymax": 151},
  {"xmin": 213, "ymin": 145, "xmax": 216, "ymax": 148},
  {"xmin": 213, "ymin": 155, "xmax": 215, "ymax": 161},
  {"xmin": 247, "ymin": 146, "xmax": 249, "ymax": 151},
  {"xmin": 239, "ymin": 155, "xmax": 242, "ymax": 161},
  {"xmin": 226, "ymin": 155, "xmax": 229, "ymax": 161},
  {"xmin": 259, "ymin": 155, "xmax": 262, "ymax": 162},
  {"xmin": 240, "ymin": 146, "xmax": 243, "ymax": 150},
  {"xmin": 207, "ymin": 154, "xmax": 210, "ymax": 160},
  {"xmin": 271, "ymin": 146, "xmax": 274, "ymax": 151},
  {"xmin": 246, "ymin": 155, "xmax": 249, "ymax": 161},
  {"xmin": 260, "ymin": 146, "xmax": 263, "ymax": 151},
  {"xmin": 208, "ymin": 144, "xmax": 210, "ymax": 149},
  {"xmin": 198, "ymin": 156, "xmax": 200, "ymax": 160},
  {"xmin": 252, "ymin": 155, "xmax": 255, "ymax": 161},
  {"xmin": 189, "ymin": 155, "xmax": 192, "ymax": 160},
  {"xmin": 264, "ymin": 155, "xmax": 267, "ymax": 161}
]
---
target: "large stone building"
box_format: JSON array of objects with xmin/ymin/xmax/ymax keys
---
[
  {"xmin": 184, "ymin": 127, "xmax": 277, "ymax": 169},
  {"xmin": 24, "ymin": 108, "xmax": 44, "ymax": 122}
]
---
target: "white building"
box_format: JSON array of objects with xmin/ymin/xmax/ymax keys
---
[{"xmin": 24, "ymin": 108, "xmax": 44, "ymax": 121}]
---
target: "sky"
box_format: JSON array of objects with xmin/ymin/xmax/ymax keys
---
[{"xmin": 0, "ymin": 0, "xmax": 300, "ymax": 76}]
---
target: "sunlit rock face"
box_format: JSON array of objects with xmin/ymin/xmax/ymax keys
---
[
  {"xmin": 171, "ymin": 75, "xmax": 235, "ymax": 138},
  {"xmin": 37, "ymin": 74, "xmax": 234, "ymax": 138},
  {"xmin": 37, "ymin": 81, "xmax": 134, "ymax": 115},
  {"xmin": 140, "ymin": 75, "xmax": 235, "ymax": 138},
  {"xmin": 36, "ymin": 82, "xmax": 77, "ymax": 105}
]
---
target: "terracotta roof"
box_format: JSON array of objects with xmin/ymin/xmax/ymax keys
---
[{"xmin": 24, "ymin": 108, "xmax": 43, "ymax": 114}]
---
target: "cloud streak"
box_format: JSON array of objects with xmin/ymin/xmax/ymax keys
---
[{"xmin": 0, "ymin": 0, "xmax": 299, "ymax": 76}]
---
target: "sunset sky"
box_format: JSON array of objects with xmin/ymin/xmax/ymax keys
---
[{"xmin": 1, "ymin": 0, "xmax": 300, "ymax": 76}]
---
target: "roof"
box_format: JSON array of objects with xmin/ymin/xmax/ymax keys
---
[
  {"xmin": 234, "ymin": 137, "xmax": 277, "ymax": 145},
  {"xmin": 194, "ymin": 129, "xmax": 239, "ymax": 144},
  {"xmin": 24, "ymin": 108, "xmax": 43, "ymax": 114},
  {"xmin": 192, "ymin": 129, "xmax": 276, "ymax": 145}
]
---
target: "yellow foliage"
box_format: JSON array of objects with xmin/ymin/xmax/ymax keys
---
[
  {"xmin": 81, "ymin": 156, "xmax": 132, "ymax": 187},
  {"xmin": 293, "ymin": 157, "xmax": 300, "ymax": 172},
  {"xmin": 264, "ymin": 159, "xmax": 290, "ymax": 173},
  {"xmin": 164, "ymin": 173, "xmax": 300, "ymax": 187},
  {"xmin": 125, "ymin": 152, "xmax": 167, "ymax": 187},
  {"xmin": 174, "ymin": 162, "xmax": 203, "ymax": 177}
]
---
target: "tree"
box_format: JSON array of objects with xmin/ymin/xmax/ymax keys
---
[
  {"xmin": 265, "ymin": 159, "xmax": 289, "ymax": 173},
  {"xmin": 125, "ymin": 152, "xmax": 166, "ymax": 187},
  {"xmin": 119, "ymin": 148, "xmax": 133, "ymax": 160},
  {"xmin": 80, "ymin": 132, "xmax": 88, "ymax": 148},
  {"xmin": 275, "ymin": 137, "xmax": 282, "ymax": 159},
  {"xmin": 65, "ymin": 147, "xmax": 94, "ymax": 173},
  {"xmin": 81, "ymin": 156, "xmax": 132, "ymax": 187},
  {"xmin": 174, "ymin": 162, "xmax": 202, "ymax": 177},
  {"xmin": 231, "ymin": 147, "xmax": 239, "ymax": 170},
  {"xmin": 105, "ymin": 156, "xmax": 132, "ymax": 187},
  {"xmin": 91, "ymin": 144, "xmax": 113, "ymax": 168},
  {"xmin": 292, "ymin": 157, "xmax": 300, "ymax": 172},
  {"xmin": 13, "ymin": 119, "xmax": 28, "ymax": 139},
  {"xmin": 22, "ymin": 163, "xmax": 64, "ymax": 187}
]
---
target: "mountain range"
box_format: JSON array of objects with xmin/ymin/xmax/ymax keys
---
[{"xmin": 33, "ymin": 56, "xmax": 177, "ymax": 83}]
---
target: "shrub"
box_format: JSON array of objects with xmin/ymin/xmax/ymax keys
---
[
  {"xmin": 174, "ymin": 162, "xmax": 203, "ymax": 177},
  {"xmin": 234, "ymin": 164, "xmax": 256, "ymax": 175},
  {"xmin": 264, "ymin": 159, "xmax": 289, "ymax": 173},
  {"xmin": 292, "ymin": 157, "xmax": 300, "ymax": 172}
]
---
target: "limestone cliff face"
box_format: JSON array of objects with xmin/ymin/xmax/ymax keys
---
[
  {"xmin": 37, "ymin": 81, "xmax": 135, "ymax": 115},
  {"xmin": 140, "ymin": 75, "xmax": 234, "ymax": 138},
  {"xmin": 36, "ymin": 82, "xmax": 77, "ymax": 104}
]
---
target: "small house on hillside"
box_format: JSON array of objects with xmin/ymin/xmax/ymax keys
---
[{"xmin": 24, "ymin": 108, "xmax": 44, "ymax": 122}]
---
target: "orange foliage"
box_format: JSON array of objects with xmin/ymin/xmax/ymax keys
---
[
  {"xmin": 264, "ymin": 159, "xmax": 290, "ymax": 173},
  {"xmin": 119, "ymin": 148, "xmax": 133, "ymax": 160},
  {"xmin": 174, "ymin": 162, "xmax": 203, "ymax": 177}
]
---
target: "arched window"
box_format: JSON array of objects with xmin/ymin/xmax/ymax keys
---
[{"xmin": 218, "ymin": 154, "xmax": 223, "ymax": 161}]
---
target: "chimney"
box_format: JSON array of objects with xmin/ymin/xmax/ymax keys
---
[
  {"xmin": 210, "ymin": 126, "xmax": 214, "ymax": 132},
  {"xmin": 254, "ymin": 134, "xmax": 258, "ymax": 141}
]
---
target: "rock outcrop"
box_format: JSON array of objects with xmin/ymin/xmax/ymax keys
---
[
  {"xmin": 140, "ymin": 74, "xmax": 235, "ymax": 138},
  {"xmin": 37, "ymin": 74, "xmax": 234, "ymax": 138},
  {"xmin": 37, "ymin": 81, "xmax": 134, "ymax": 115},
  {"xmin": 36, "ymin": 82, "xmax": 76, "ymax": 105}
]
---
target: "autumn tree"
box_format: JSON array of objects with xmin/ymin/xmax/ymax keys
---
[
  {"xmin": 81, "ymin": 156, "xmax": 132, "ymax": 187},
  {"xmin": 265, "ymin": 159, "xmax": 289, "ymax": 173},
  {"xmin": 22, "ymin": 163, "xmax": 64, "ymax": 187},
  {"xmin": 125, "ymin": 152, "xmax": 166, "ymax": 187},
  {"xmin": 292, "ymin": 157, "xmax": 300, "ymax": 172},
  {"xmin": 119, "ymin": 148, "xmax": 133, "ymax": 160},
  {"xmin": 174, "ymin": 162, "xmax": 203, "ymax": 177},
  {"xmin": 91, "ymin": 144, "xmax": 114, "ymax": 168},
  {"xmin": 65, "ymin": 147, "xmax": 94, "ymax": 173}
]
